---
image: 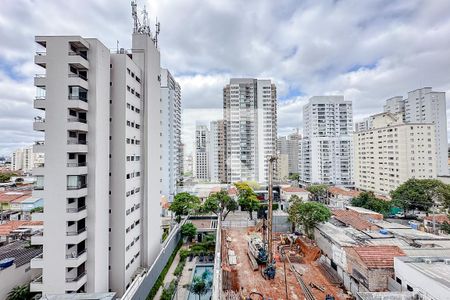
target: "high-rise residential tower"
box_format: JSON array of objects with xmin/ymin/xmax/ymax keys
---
[
  {"xmin": 160, "ymin": 68, "xmax": 182, "ymax": 202},
  {"xmin": 277, "ymin": 131, "xmax": 301, "ymax": 179},
  {"xmin": 208, "ymin": 120, "xmax": 226, "ymax": 183},
  {"xmin": 300, "ymin": 96, "xmax": 353, "ymax": 186},
  {"xmin": 194, "ymin": 124, "xmax": 210, "ymax": 181},
  {"xmin": 11, "ymin": 145, "xmax": 44, "ymax": 173},
  {"xmin": 30, "ymin": 26, "xmax": 163, "ymax": 297},
  {"xmin": 223, "ymin": 78, "xmax": 277, "ymax": 183}
]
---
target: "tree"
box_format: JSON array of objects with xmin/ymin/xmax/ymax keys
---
[
  {"xmin": 181, "ymin": 223, "xmax": 197, "ymax": 242},
  {"xmin": 306, "ymin": 184, "xmax": 328, "ymax": 202},
  {"xmin": 7, "ymin": 284, "xmax": 32, "ymax": 300},
  {"xmin": 289, "ymin": 202, "xmax": 331, "ymax": 239},
  {"xmin": 202, "ymin": 190, "xmax": 238, "ymax": 220},
  {"xmin": 189, "ymin": 271, "xmax": 212, "ymax": 300},
  {"xmin": 0, "ymin": 172, "xmax": 16, "ymax": 183},
  {"xmin": 288, "ymin": 173, "xmax": 300, "ymax": 181},
  {"xmin": 169, "ymin": 192, "xmax": 201, "ymax": 223},
  {"xmin": 351, "ymin": 192, "xmax": 392, "ymax": 216},
  {"xmin": 234, "ymin": 182, "xmax": 260, "ymax": 220},
  {"xmin": 441, "ymin": 222, "xmax": 450, "ymax": 234},
  {"xmin": 243, "ymin": 181, "xmax": 261, "ymax": 190},
  {"xmin": 390, "ymin": 179, "xmax": 450, "ymax": 213}
]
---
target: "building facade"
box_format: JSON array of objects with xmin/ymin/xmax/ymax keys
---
[
  {"xmin": 354, "ymin": 112, "xmax": 437, "ymax": 195},
  {"xmin": 11, "ymin": 146, "xmax": 44, "ymax": 173},
  {"xmin": 194, "ymin": 124, "xmax": 209, "ymax": 181},
  {"xmin": 277, "ymin": 131, "xmax": 300, "ymax": 179},
  {"xmin": 223, "ymin": 78, "xmax": 277, "ymax": 184},
  {"xmin": 160, "ymin": 68, "xmax": 182, "ymax": 201},
  {"xmin": 30, "ymin": 30, "xmax": 162, "ymax": 297},
  {"xmin": 300, "ymin": 96, "xmax": 353, "ymax": 186}
]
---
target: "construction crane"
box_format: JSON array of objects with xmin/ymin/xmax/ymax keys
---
[{"xmin": 262, "ymin": 156, "xmax": 277, "ymax": 280}]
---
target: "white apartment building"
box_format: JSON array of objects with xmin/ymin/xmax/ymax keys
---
[
  {"xmin": 300, "ymin": 96, "xmax": 353, "ymax": 186},
  {"xmin": 354, "ymin": 112, "xmax": 437, "ymax": 195},
  {"xmin": 29, "ymin": 29, "xmax": 162, "ymax": 297},
  {"xmin": 11, "ymin": 146, "xmax": 44, "ymax": 173},
  {"xmin": 194, "ymin": 124, "xmax": 209, "ymax": 181},
  {"xmin": 223, "ymin": 78, "xmax": 277, "ymax": 183},
  {"xmin": 277, "ymin": 131, "xmax": 301, "ymax": 179},
  {"xmin": 160, "ymin": 68, "xmax": 182, "ymax": 202},
  {"xmin": 355, "ymin": 118, "xmax": 371, "ymax": 132},
  {"xmin": 383, "ymin": 87, "xmax": 448, "ymax": 176},
  {"xmin": 209, "ymin": 121, "xmax": 220, "ymax": 182}
]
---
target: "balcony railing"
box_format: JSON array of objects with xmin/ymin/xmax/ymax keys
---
[
  {"xmin": 35, "ymin": 96, "xmax": 46, "ymax": 100},
  {"xmin": 35, "ymin": 74, "xmax": 46, "ymax": 78},
  {"xmin": 66, "ymin": 249, "xmax": 87, "ymax": 259},
  {"xmin": 66, "ymin": 271, "xmax": 86, "ymax": 283},
  {"xmin": 68, "ymin": 95, "xmax": 88, "ymax": 102},
  {"xmin": 34, "ymin": 185, "xmax": 44, "ymax": 190},
  {"xmin": 34, "ymin": 117, "xmax": 45, "ymax": 122},
  {"xmin": 68, "ymin": 73, "xmax": 87, "ymax": 81},
  {"xmin": 66, "ymin": 206, "xmax": 86, "ymax": 213},
  {"xmin": 66, "ymin": 227, "xmax": 86, "ymax": 236},
  {"xmin": 67, "ymin": 140, "xmax": 87, "ymax": 145},
  {"xmin": 67, "ymin": 183, "xmax": 87, "ymax": 190},
  {"xmin": 67, "ymin": 162, "xmax": 87, "ymax": 167},
  {"xmin": 32, "ymin": 275, "xmax": 43, "ymax": 283},
  {"xmin": 67, "ymin": 117, "xmax": 87, "ymax": 124},
  {"xmin": 36, "ymin": 51, "xmax": 47, "ymax": 56},
  {"xmin": 68, "ymin": 51, "xmax": 87, "ymax": 60}
]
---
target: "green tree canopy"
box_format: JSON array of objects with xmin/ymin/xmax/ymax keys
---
[
  {"xmin": 234, "ymin": 182, "xmax": 260, "ymax": 220},
  {"xmin": 306, "ymin": 184, "xmax": 328, "ymax": 202},
  {"xmin": 390, "ymin": 179, "xmax": 450, "ymax": 212},
  {"xmin": 202, "ymin": 190, "xmax": 238, "ymax": 220},
  {"xmin": 181, "ymin": 223, "xmax": 197, "ymax": 241},
  {"xmin": 169, "ymin": 192, "xmax": 201, "ymax": 223},
  {"xmin": 189, "ymin": 271, "xmax": 212, "ymax": 300},
  {"xmin": 288, "ymin": 173, "xmax": 300, "ymax": 181},
  {"xmin": 288, "ymin": 202, "xmax": 331, "ymax": 239},
  {"xmin": 351, "ymin": 192, "xmax": 392, "ymax": 216},
  {"xmin": 7, "ymin": 284, "xmax": 32, "ymax": 300}
]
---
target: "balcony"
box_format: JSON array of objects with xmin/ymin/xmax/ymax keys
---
[
  {"xmin": 68, "ymin": 52, "xmax": 89, "ymax": 69},
  {"xmin": 31, "ymin": 231, "xmax": 44, "ymax": 245},
  {"xmin": 66, "ymin": 180, "xmax": 87, "ymax": 198},
  {"xmin": 30, "ymin": 253, "xmax": 44, "ymax": 269},
  {"xmin": 66, "ymin": 228, "xmax": 87, "ymax": 244},
  {"xmin": 65, "ymin": 272, "xmax": 87, "ymax": 291},
  {"xmin": 30, "ymin": 275, "xmax": 43, "ymax": 292},
  {"xmin": 34, "ymin": 96, "xmax": 46, "ymax": 110},
  {"xmin": 66, "ymin": 205, "xmax": 87, "ymax": 221},
  {"xmin": 65, "ymin": 250, "xmax": 87, "ymax": 268},
  {"xmin": 32, "ymin": 162, "xmax": 45, "ymax": 176},
  {"xmin": 66, "ymin": 162, "xmax": 87, "ymax": 175},
  {"xmin": 67, "ymin": 139, "xmax": 88, "ymax": 153},
  {"xmin": 34, "ymin": 74, "xmax": 46, "ymax": 87},
  {"xmin": 33, "ymin": 140, "xmax": 45, "ymax": 153},
  {"xmin": 33, "ymin": 117, "xmax": 45, "ymax": 132},
  {"xmin": 67, "ymin": 117, "xmax": 88, "ymax": 132},
  {"xmin": 35, "ymin": 52, "xmax": 47, "ymax": 68},
  {"xmin": 68, "ymin": 73, "xmax": 88, "ymax": 90}
]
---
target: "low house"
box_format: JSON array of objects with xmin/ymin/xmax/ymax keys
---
[
  {"xmin": 332, "ymin": 210, "xmax": 380, "ymax": 232},
  {"xmin": 280, "ymin": 187, "xmax": 309, "ymax": 211},
  {"xmin": 328, "ymin": 187, "xmax": 361, "ymax": 208},
  {"xmin": 0, "ymin": 220, "xmax": 43, "ymax": 243},
  {"xmin": 345, "ymin": 246, "xmax": 405, "ymax": 293},
  {"xmin": 10, "ymin": 197, "xmax": 43, "ymax": 220},
  {"xmin": 422, "ymin": 214, "xmax": 449, "ymax": 235},
  {"xmin": 0, "ymin": 190, "xmax": 32, "ymax": 212},
  {"xmin": 345, "ymin": 206, "xmax": 383, "ymax": 221}
]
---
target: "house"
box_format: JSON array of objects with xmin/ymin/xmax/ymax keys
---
[
  {"xmin": 0, "ymin": 190, "xmax": 32, "ymax": 212},
  {"xmin": 0, "ymin": 240, "xmax": 42, "ymax": 300},
  {"xmin": 280, "ymin": 187, "xmax": 309, "ymax": 211},
  {"xmin": 0, "ymin": 220, "xmax": 43, "ymax": 243},
  {"xmin": 328, "ymin": 187, "xmax": 361, "ymax": 208},
  {"xmin": 332, "ymin": 210, "xmax": 380, "ymax": 231},
  {"xmin": 10, "ymin": 197, "xmax": 43, "ymax": 220},
  {"xmin": 345, "ymin": 206, "xmax": 383, "ymax": 221},
  {"xmin": 345, "ymin": 246, "xmax": 405, "ymax": 292},
  {"xmin": 422, "ymin": 214, "xmax": 449, "ymax": 235}
]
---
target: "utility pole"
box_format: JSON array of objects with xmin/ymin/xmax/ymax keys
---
[{"xmin": 267, "ymin": 156, "xmax": 276, "ymax": 267}]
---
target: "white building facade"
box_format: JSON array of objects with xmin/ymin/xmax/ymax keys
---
[
  {"xmin": 300, "ymin": 96, "xmax": 353, "ymax": 186},
  {"xmin": 354, "ymin": 112, "xmax": 437, "ymax": 195},
  {"xmin": 11, "ymin": 146, "xmax": 44, "ymax": 173},
  {"xmin": 277, "ymin": 131, "xmax": 300, "ymax": 179},
  {"xmin": 30, "ymin": 30, "xmax": 162, "ymax": 297},
  {"xmin": 223, "ymin": 78, "xmax": 277, "ymax": 184},
  {"xmin": 160, "ymin": 68, "xmax": 182, "ymax": 202},
  {"xmin": 194, "ymin": 124, "xmax": 210, "ymax": 181}
]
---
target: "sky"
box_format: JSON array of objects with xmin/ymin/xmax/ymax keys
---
[{"xmin": 1, "ymin": 0, "xmax": 450, "ymax": 156}]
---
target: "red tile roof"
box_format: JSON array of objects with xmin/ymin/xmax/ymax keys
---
[
  {"xmin": 349, "ymin": 246, "xmax": 405, "ymax": 269},
  {"xmin": 424, "ymin": 214, "xmax": 449, "ymax": 224},
  {"xmin": 0, "ymin": 191, "xmax": 32, "ymax": 203},
  {"xmin": 328, "ymin": 187, "xmax": 360, "ymax": 197},
  {"xmin": 282, "ymin": 187, "xmax": 308, "ymax": 193},
  {"xmin": 0, "ymin": 220, "xmax": 43, "ymax": 236},
  {"xmin": 332, "ymin": 209, "xmax": 379, "ymax": 231},
  {"xmin": 228, "ymin": 187, "xmax": 238, "ymax": 196}
]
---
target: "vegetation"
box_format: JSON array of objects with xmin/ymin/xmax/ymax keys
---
[
  {"xmin": 351, "ymin": 192, "xmax": 392, "ymax": 216},
  {"xmin": 181, "ymin": 223, "xmax": 197, "ymax": 242},
  {"xmin": 169, "ymin": 192, "xmax": 201, "ymax": 223},
  {"xmin": 0, "ymin": 172, "xmax": 18, "ymax": 183},
  {"xmin": 288, "ymin": 173, "xmax": 300, "ymax": 181},
  {"xmin": 189, "ymin": 270, "xmax": 212, "ymax": 300},
  {"xmin": 288, "ymin": 201, "xmax": 331, "ymax": 239},
  {"xmin": 161, "ymin": 279, "xmax": 177, "ymax": 300},
  {"xmin": 30, "ymin": 206, "xmax": 43, "ymax": 214},
  {"xmin": 441, "ymin": 221, "xmax": 450, "ymax": 234},
  {"xmin": 234, "ymin": 182, "xmax": 260, "ymax": 220},
  {"xmin": 202, "ymin": 190, "xmax": 238, "ymax": 220},
  {"xmin": 242, "ymin": 180, "xmax": 261, "ymax": 190},
  {"xmin": 161, "ymin": 229, "xmax": 169, "ymax": 242},
  {"xmin": 7, "ymin": 284, "xmax": 33, "ymax": 300},
  {"xmin": 147, "ymin": 240, "xmax": 182, "ymax": 299},
  {"xmin": 306, "ymin": 184, "xmax": 328, "ymax": 202},
  {"xmin": 390, "ymin": 179, "xmax": 450, "ymax": 213}
]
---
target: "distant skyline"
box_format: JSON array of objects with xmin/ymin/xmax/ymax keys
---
[{"xmin": 1, "ymin": 0, "xmax": 450, "ymax": 156}]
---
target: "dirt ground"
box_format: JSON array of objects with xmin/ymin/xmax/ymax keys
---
[{"xmin": 222, "ymin": 228, "xmax": 349, "ymax": 300}]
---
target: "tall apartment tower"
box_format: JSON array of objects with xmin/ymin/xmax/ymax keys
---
[
  {"xmin": 209, "ymin": 121, "xmax": 220, "ymax": 182},
  {"xmin": 160, "ymin": 68, "xmax": 182, "ymax": 202},
  {"xmin": 354, "ymin": 112, "xmax": 437, "ymax": 195},
  {"xmin": 194, "ymin": 124, "xmax": 210, "ymax": 181},
  {"xmin": 11, "ymin": 145, "xmax": 44, "ymax": 173},
  {"xmin": 405, "ymin": 88, "xmax": 448, "ymax": 176},
  {"xmin": 223, "ymin": 78, "xmax": 277, "ymax": 183},
  {"xmin": 30, "ymin": 30, "xmax": 162, "ymax": 296},
  {"xmin": 277, "ymin": 131, "xmax": 301, "ymax": 179},
  {"xmin": 300, "ymin": 96, "xmax": 353, "ymax": 186}
]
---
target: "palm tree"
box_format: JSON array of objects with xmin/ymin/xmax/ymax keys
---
[{"xmin": 7, "ymin": 284, "xmax": 31, "ymax": 300}]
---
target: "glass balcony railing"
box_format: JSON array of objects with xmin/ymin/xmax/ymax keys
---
[
  {"xmin": 66, "ymin": 271, "xmax": 86, "ymax": 283},
  {"xmin": 66, "ymin": 227, "xmax": 86, "ymax": 236},
  {"xmin": 67, "ymin": 183, "xmax": 87, "ymax": 190}
]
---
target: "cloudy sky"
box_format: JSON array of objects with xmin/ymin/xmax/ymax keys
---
[{"xmin": 1, "ymin": 0, "xmax": 450, "ymax": 156}]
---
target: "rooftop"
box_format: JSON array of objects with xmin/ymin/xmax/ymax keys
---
[
  {"xmin": 348, "ymin": 245, "xmax": 405, "ymax": 269},
  {"xmin": 357, "ymin": 291, "xmax": 417, "ymax": 300},
  {"xmin": 345, "ymin": 206, "xmax": 383, "ymax": 219},
  {"xmin": 396, "ymin": 256, "xmax": 450, "ymax": 288},
  {"xmin": 42, "ymin": 293, "xmax": 116, "ymax": 300},
  {"xmin": 281, "ymin": 187, "xmax": 308, "ymax": 193},
  {"xmin": 315, "ymin": 222, "xmax": 360, "ymax": 247},
  {"xmin": 388, "ymin": 228, "xmax": 450, "ymax": 241},
  {"xmin": 332, "ymin": 209, "xmax": 379, "ymax": 231},
  {"xmin": 0, "ymin": 190, "xmax": 32, "ymax": 203},
  {"xmin": 0, "ymin": 220, "xmax": 43, "ymax": 236},
  {"xmin": 328, "ymin": 186, "xmax": 360, "ymax": 197},
  {"xmin": 402, "ymin": 248, "xmax": 450, "ymax": 257},
  {"xmin": 423, "ymin": 214, "xmax": 449, "ymax": 224},
  {"xmin": 0, "ymin": 240, "xmax": 42, "ymax": 268}
]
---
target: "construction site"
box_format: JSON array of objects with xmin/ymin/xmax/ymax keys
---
[{"xmin": 219, "ymin": 226, "xmax": 350, "ymax": 300}]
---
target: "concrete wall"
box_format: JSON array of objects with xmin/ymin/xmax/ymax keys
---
[{"xmin": 0, "ymin": 263, "xmax": 39, "ymax": 300}]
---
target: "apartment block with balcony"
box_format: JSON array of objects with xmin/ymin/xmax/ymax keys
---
[
  {"xmin": 194, "ymin": 124, "xmax": 210, "ymax": 181},
  {"xmin": 300, "ymin": 96, "xmax": 353, "ymax": 186},
  {"xmin": 223, "ymin": 78, "xmax": 277, "ymax": 184},
  {"xmin": 354, "ymin": 112, "xmax": 437, "ymax": 195}
]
